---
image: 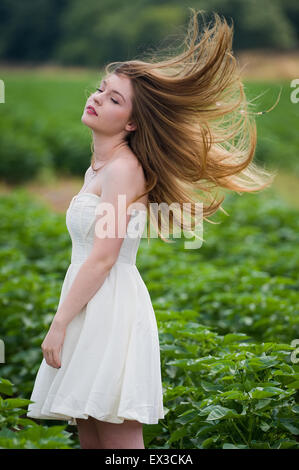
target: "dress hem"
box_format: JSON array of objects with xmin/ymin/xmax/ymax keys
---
[
  {"xmin": 27, "ymin": 406, "xmax": 165, "ymax": 425},
  {"xmin": 27, "ymin": 391, "xmax": 165, "ymax": 425}
]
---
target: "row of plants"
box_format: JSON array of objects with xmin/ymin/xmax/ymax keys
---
[
  {"xmin": 0, "ymin": 187, "xmax": 298, "ymax": 448},
  {"xmin": 1, "ymin": 315, "xmax": 298, "ymax": 449},
  {"xmin": 0, "ymin": 377, "xmax": 76, "ymax": 449},
  {"xmin": 0, "ymin": 73, "xmax": 97, "ymax": 183},
  {"xmin": 140, "ymin": 189, "xmax": 299, "ymax": 344},
  {"xmin": 0, "ymin": 74, "xmax": 298, "ymax": 184}
]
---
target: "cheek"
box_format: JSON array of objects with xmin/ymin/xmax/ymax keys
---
[{"xmin": 107, "ymin": 106, "xmax": 128, "ymax": 121}]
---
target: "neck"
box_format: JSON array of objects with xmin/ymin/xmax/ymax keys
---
[{"xmin": 92, "ymin": 132, "xmax": 129, "ymax": 167}]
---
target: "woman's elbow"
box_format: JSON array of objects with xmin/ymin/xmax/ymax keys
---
[{"xmin": 87, "ymin": 252, "xmax": 116, "ymax": 271}]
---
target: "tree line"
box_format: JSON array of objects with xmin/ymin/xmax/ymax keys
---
[{"xmin": 0, "ymin": 0, "xmax": 298, "ymax": 67}]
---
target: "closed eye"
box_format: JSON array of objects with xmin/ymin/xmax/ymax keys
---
[{"xmin": 96, "ymin": 88, "xmax": 119, "ymax": 104}]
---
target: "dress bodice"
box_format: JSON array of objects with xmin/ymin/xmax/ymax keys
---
[{"xmin": 66, "ymin": 193, "xmax": 147, "ymax": 266}]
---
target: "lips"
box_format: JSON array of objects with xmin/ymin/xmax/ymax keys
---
[{"xmin": 86, "ymin": 105, "xmax": 98, "ymax": 116}]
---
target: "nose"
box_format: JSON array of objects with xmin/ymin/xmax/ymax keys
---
[{"xmin": 93, "ymin": 93, "xmax": 101, "ymax": 105}]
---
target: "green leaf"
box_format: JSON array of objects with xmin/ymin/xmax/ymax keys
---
[
  {"xmin": 223, "ymin": 333, "xmax": 251, "ymax": 345},
  {"xmin": 250, "ymin": 386, "xmax": 284, "ymax": 399},
  {"xmin": 255, "ymin": 398, "xmax": 272, "ymax": 410},
  {"xmin": 278, "ymin": 419, "xmax": 299, "ymax": 435},
  {"xmin": 260, "ymin": 420, "xmax": 271, "ymax": 431},
  {"xmin": 202, "ymin": 436, "xmax": 218, "ymax": 448},
  {"xmin": 0, "ymin": 378, "xmax": 14, "ymax": 396},
  {"xmin": 219, "ymin": 390, "xmax": 247, "ymax": 400},
  {"xmin": 292, "ymin": 405, "xmax": 299, "ymax": 414},
  {"xmin": 0, "ymin": 427, "xmax": 17, "ymax": 438},
  {"xmin": 167, "ymin": 426, "xmax": 188, "ymax": 444},
  {"xmin": 176, "ymin": 409, "xmax": 198, "ymax": 425},
  {"xmin": 206, "ymin": 405, "xmax": 240, "ymax": 421},
  {"xmin": 286, "ymin": 381, "xmax": 299, "ymax": 389},
  {"xmin": 222, "ymin": 443, "xmax": 248, "ymax": 449},
  {"xmin": 2, "ymin": 398, "xmax": 32, "ymax": 410},
  {"xmin": 200, "ymin": 380, "xmax": 222, "ymax": 392}
]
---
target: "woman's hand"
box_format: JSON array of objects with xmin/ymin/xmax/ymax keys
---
[{"xmin": 41, "ymin": 320, "xmax": 66, "ymax": 369}]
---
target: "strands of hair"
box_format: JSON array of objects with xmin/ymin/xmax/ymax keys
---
[{"xmin": 92, "ymin": 8, "xmax": 279, "ymax": 244}]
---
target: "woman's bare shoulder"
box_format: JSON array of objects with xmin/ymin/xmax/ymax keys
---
[
  {"xmin": 84, "ymin": 165, "xmax": 93, "ymax": 180},
  {"xmin": 105, "ymin": 153, "xmax": 147, "ymax": 205}
]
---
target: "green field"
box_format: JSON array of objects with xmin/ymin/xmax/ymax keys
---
[
  {"xmin": 0, "ymin": 70, "xmax": 298, "ymax": 204},
  {"xmin": 0, "ymin": 70, "xmax": 298, "ymax": 449}
]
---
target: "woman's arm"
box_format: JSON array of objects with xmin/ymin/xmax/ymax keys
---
[
  {"xmin": 53, "ymin": 258, "xmax": 112, "ymax": 329},
  {"xmin": 52, "ymin": 157, "xmax": 140, "ymax": 329}
]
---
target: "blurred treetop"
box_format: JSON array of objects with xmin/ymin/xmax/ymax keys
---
[{"xmin": 0, "ymin": 0, "xmax": 298, "ymax": 67}]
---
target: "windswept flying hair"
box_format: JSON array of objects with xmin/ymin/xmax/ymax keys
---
[{"xmin": 91, "ymin": 8, "xmax": 279, "ymax": 244}]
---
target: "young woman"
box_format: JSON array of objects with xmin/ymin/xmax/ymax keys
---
[{"xmin": 26, "ymin": 9, "xmax": 276, "ymax": 449}]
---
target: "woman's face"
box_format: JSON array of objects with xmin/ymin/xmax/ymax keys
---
[{"xmin": 81, "ymin": 73, "xmax": 136, "ymax": 136}]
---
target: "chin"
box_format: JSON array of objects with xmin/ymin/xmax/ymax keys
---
[{"xmin": 81, "ymin": 114, "xmax": 96, "ymax": 129}]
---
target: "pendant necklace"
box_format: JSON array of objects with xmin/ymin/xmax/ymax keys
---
[{"xmin": 91, "ymin": 160, "xmax": 106, "ymax": 176}]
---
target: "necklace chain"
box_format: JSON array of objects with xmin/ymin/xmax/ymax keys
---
[
  {"xmin": 91, "ymin": 161, "xmax": 106, "ymax": 174},
  {"xmin": 91, "ymin": 143, "xmax": 129, "ymax": 173}
]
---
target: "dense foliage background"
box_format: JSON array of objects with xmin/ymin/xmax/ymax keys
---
[
  {"xmin": 0, "ymin": 187, "xmax": 299, "ymax": 448},
  {"xmin": 0, "ymin": 0, "xmax": 298, "ymax": 451},
  {"xmin": 0, "ymin": 67, "xmax": 298, "ymax": 450},
  {"xmin": 0, "ymin": 72, "xmax": 298, "ymax": 184},
  {"xmin": 0, "ymin": 0, "xmax": 298, "ymax": 66}
]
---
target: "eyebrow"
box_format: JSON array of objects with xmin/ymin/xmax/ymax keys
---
[{"xmin": 102, "ymin": 79, "xmax": 126, "ymax": 103}]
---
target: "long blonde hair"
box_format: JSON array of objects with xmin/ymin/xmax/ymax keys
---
[{"xmin": 92, "ymin": 8, "xmax": 279, "ymax": 244}]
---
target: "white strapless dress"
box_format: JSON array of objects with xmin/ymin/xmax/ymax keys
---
[{"xmin": 26, "ymin": 192, "xmax": 165, "ymax": 425}]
